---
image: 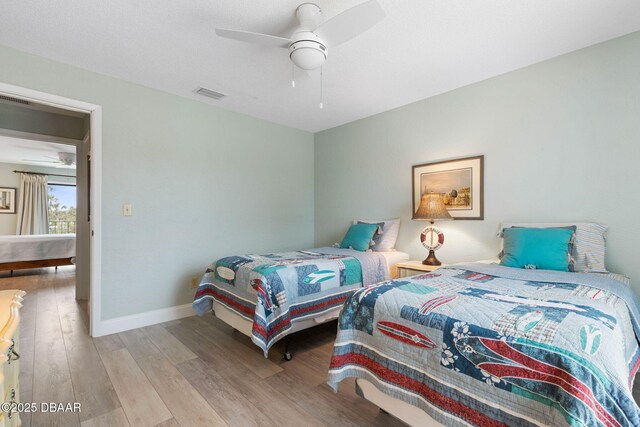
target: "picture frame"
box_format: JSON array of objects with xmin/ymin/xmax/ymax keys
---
[
  {"xmin": 412, "ymin": 155, "xmax": 484, "ymax": 220},
  {"xmin": 0, "ymin": 187, "xmax": 17, "ymax": 214}
]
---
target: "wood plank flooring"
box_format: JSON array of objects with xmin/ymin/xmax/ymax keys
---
[{"xmin": 0, "ymin": 267, "xmax": 404, "ymax": 427}]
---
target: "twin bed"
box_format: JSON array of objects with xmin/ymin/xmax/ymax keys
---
[
  {"xmin": 193, "ymin": 221, "xmax": 640, "ymax": 426},
  {"xmin": 328, "ymin": 263, "xmax": 640, "ymax": 426},
  {"xmin": 0, "ymin": 234, "xmax": 75, "ymax": 273},
  {"xmin": 193, "ymin": 247, "xmax": 409, "ymax": 357}
]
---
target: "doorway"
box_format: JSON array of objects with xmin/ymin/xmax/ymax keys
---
[{"xmin": 0, "ymin": 81, "xmax": 102, "ymax": 336}]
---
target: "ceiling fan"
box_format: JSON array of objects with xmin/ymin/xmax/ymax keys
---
[
  {"xmin": 216, "ymin": 1, "xmax": 386, "ymax": 71},
  {"xmin": 24, "ymin": 152, "xmax": 77, "ymax": 168}
]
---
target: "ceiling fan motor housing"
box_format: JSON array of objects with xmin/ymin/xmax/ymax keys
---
[
  {"xmin": 288, "ymin": 31, "xmax": 327, "ymax": 70},
  {"xmin": 58, "ymin": 152, "xmax": 76, "ymax": 165}
]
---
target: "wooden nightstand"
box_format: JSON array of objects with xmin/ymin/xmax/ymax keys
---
[{"xmin": 396, "ymin": 260, "xmax": 446, "ymax": 278}]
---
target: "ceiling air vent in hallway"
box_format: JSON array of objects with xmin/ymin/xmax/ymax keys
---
[
  {"xmin": 194, "ymin": 87, "xmax": 225, "ymax": 100},
  {"xmin": 0, "ymin": 95, "xmax": 30, "ymax": 105}
]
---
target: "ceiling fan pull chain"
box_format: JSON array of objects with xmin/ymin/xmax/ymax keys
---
[
  {"xmin": 319, "ymin": 67, "xmax": 324, "ymax": 109},
  {"xmin": 291, "ymin": 63, "xmax": 296, "ymax": 88}
]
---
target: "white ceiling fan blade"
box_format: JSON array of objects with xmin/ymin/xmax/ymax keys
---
[
  {"xmin": 215, "ymin": 29, "xmax": 291, "ymax": 48},
  {"xmin": 23, "ymin": 159, "xmax": 60, "ymax": 163},
  {"xmin": 314, "ymin": 0, "xmax": 385, "ymax": 48}
]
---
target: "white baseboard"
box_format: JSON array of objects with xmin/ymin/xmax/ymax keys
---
[{"xmin": 92, "ymin": 303, "xmax": 195, "ymax": 337}]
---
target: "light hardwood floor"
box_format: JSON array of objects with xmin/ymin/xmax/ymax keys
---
[{"xmin": 0, "ymin": 267, "xmax": 405, "ymax": 427}]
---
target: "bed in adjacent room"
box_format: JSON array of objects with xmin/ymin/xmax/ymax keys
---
[
  {"xmin": 193, "ymin": 219, "xmax": 408, "ymax": 358},
  {"xmin": 327, "ymin": 223, "xmax": 640, "ymax": 426},
  {"xmin": 0, "ymin": 234, "xmax": 76, "ymax": 273}
]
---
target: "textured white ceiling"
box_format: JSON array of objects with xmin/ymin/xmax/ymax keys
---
[
  {"xmin": 0, "ymin": 135, "xmax": 75, "ymax": 169},
  {"xmin": 1, "ymin": 1, "xmax": 639, "ymax": 132}
]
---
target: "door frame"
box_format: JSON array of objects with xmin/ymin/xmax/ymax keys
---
[{"xmin": 0, "ymin": 81, "xmax": 103, "ymax": 337}]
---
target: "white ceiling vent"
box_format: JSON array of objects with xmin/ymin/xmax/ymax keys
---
[{"xmin": 194, "ymin": 87, "xmax": 225, "ymax": 100}]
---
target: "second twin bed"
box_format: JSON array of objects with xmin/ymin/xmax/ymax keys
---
[{"xmin": 193, "ymin": 246, "xmax": 408, "ymax": 357}]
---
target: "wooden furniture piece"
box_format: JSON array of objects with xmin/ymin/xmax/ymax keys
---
[
  {"xmin": 0, "ymin": 290, "xmax": 25, "ymax": 426},
  {"xmin": 0, "ymin": 257, "xmax": 74, "ymax": 275},
  {"xmin": 396, "ymin": 260, "xmax": 445, "ymax": 278}
]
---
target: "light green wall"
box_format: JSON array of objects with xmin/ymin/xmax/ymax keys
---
[
  {"xmin": 0, "ymin": 161, "xmax": 76, "ymax": 235},
  {"xmin": 0, "ymin": 44, "xmax": 314, "ymax": 319},
  {"xmin": 315, "ymin": 32, "xmax": 640, "ymax": 294},
  {"xmin": 3, "ymin": 30, "xmax": 639, "ymax": 317}
]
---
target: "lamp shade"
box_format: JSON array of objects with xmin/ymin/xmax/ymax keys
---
[{"xmin": 413, "ymin": 192, "xmax": 452, "ymax": 222}]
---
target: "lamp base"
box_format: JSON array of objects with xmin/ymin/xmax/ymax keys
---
[{"xmin": 422, "ymin": 250, "xmax": 441, "ymax": 266}]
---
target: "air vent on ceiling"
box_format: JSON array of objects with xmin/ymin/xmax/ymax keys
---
[
  {"xmin": 194, "ymin": 87, "xmax": 225, "ymax": 100},
  {"xmin": 0, "ymin": 95, "xmax": 30, "ymax": 105}
]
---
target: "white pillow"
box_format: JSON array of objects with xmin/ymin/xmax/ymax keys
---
[
  {"xmin": 498, "ymin": 222, "xmax": 607, "ymax": 273},
  {"xmin": 353, "ymin": 218, "xmax": 400, "ymax": 251}
]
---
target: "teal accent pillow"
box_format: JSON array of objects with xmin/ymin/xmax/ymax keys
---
[
  {"xmin": 356, "ymin": 220, "xmax": 384, "ymax": 249},
  {"xmin": 340, "ymin": 223, "xmax": 379, "ymax": 252},
  {"xmin": 501, "ymin": 228, "xmax": 574, "ymax": 271},
  {"xmin": 500, "ymin": 225, "xmax": 577, "ymax": 271}
]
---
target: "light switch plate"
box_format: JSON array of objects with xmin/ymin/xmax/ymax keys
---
[{"xmin": 123, "ymin": 204, "xmax": 132, "ymax": 216}]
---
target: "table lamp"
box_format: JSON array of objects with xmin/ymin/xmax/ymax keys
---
[{"xmin": 412, "ymin": 192, "xmax": 452, "ymax": 265}]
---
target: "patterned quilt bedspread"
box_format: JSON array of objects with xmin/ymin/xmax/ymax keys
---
[
  {"xmin": 327, "ymin": 263, "xmax": 640, "ymax": 427},
  {"xmin": 193, "ymin": 247, "xmax": 387, "ymax": 356}
]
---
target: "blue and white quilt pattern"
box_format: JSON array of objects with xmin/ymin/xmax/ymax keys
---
[
  {"xmin": 328, "ymin": 263, "xmax": 640, "ymax": 427},
  {"xmin": 193, "ymin": 247, "xmax": 387, "ymax": 356}
]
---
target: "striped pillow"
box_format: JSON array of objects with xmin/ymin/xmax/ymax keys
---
[
  {"xmin": 498, "ymin": 222, "xmax": 607, "ymax": 273},
  {"xmin": 600, "ymin": 272, "xmax": 630, "ymax": 286}
]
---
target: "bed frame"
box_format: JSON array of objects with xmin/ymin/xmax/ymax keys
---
[
  {"xmin": 356, "ymin": 379, "xmax": 443, "ymax": 426},
  {"xmin": 213, "ymin": 300, "xmax": 342, "ymax": 360},
  {"xmin": 0, "ymin": 257, "xmax": 74, "ymax": 275},
  {"xmin": 209, "ymin": 253, "xmax": 408, "ymax": 360}
]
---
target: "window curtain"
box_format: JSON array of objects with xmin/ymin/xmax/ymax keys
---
[{"xmin": 16, "ymin": 173, "xmax": 50, "ymax": 235}]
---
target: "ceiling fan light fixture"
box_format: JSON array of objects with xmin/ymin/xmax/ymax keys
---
[
  {"xmin": 58, "ymin": 152, "xmax": 76, "ymax": 166},
  {"xmin": 288, "ymin": 40, "xmax": 327, "ymax": 70}
]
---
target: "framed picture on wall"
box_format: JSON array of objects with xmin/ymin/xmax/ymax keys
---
[
  {"xmin": 0, "ymin": 187, "xmax": 17, "ymax": 214},
  {"xmin": 412, "ymin": 155, "xmax": 484, "ymax": 220}
]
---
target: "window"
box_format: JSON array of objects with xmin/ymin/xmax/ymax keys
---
[{"xmin": 48, "ymin": 184, "xmax": 76, "ymax": 234}]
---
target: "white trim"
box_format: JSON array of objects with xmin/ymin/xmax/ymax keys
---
[
  {"xmin": 94, "ymin": 304, "xmax": 195, "ymax": 337},
  {"xmin": 0, "ymin": 83, "xmax": 99, "ymax": 113},
  {"xmin": 0, "ymin": 128, "xmax": 83, "ymax": 145},
  {"xmin": 0, "ymin": 81, "xmax": 102, "ymax": 337},
  {"xmin": 89, "ymin": 106, "xmax": 102, "ymax": 337}
]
